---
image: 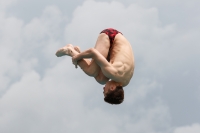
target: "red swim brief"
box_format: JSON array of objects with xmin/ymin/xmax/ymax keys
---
[{"xmin": 100, "ymin": 28, "xmax": 123, "ymax": 61}]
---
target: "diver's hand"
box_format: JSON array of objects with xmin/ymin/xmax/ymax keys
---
[{"xmin": 72, "ymin": 55, "xmax": 78, "ymax": 68}]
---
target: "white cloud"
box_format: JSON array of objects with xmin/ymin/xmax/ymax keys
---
[
  {"xmin": 173, "ymin": 123, "xmax": 200, "ymax": 133},
  {"xmin": 0, "ymin": 9, "xmax": 24, "ymax": 92},
  {"xmin": 0, "ymin": 5, "xmax": 64, "ymax": 93},
  {"xmin": 0, "ymin": 1, "xmax": 172, "ymax": 132},
  {"xmin": 0, "ymin": 60, "xmax": 170, "ymax": 133},
  {"xmin": 1, "ymin": 0, "xmax": 200, "ymax": 133}
]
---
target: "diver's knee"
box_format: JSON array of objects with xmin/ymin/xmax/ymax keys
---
[{"xmin": 95, "ymin": 75, "xmax": 108, "ymax": 85}]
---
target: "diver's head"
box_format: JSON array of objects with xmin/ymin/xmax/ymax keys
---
[{"xmin": 103, "ymin": 81, "xmax": 124, "ymax": 104}]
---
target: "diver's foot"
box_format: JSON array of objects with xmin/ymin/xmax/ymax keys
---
[
  {"xmin": 74, "ymin": 46, "xmax": 81, "ymax": 53},
  {"xmin": 55, "ymin": 44, "xmax": 74, "ymax": 57}
]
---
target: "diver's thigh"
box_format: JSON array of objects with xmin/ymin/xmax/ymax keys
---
[
  {"xmin": 88, "ymin": 33, "xmax": 110, "ymax": 68},
  {"xmin": 94, "ymin": 33, "xmax": 110, "ymax": 58},
  {"xmin": 87, "ymin": 33, "xmax": 110, "ymax": 77},
  {"xmin": 95, "ymin": 69, "xmax": 109, "ymax": 84}
]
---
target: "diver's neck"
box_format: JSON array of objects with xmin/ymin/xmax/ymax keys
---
[{"xmin": 110, "ymin": 80, "xmax": 122, "ymax": 86}]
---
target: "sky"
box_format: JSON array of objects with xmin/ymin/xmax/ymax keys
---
[{"xmin": 0, "ymin": 0, "xmax": 200, "ymax": 133}]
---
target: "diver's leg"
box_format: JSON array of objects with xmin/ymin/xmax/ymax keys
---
[
  {"xmin": 56, "ymin": 44, "xmax": 82, "ymax": 57},
  {"xmin": 56, "ymin": 44, "xmax": 95, "ymax": 76},
  {"xmin": 91, "ymin": 33, "xmax": 110, "ymax": 83},
  {"xmin": 55, "ymin": 33, "xmax": 110, "ymax": 82},
  {"xmin": 73, "ymin": 33, "xmax": 111, "ymax": 79},
  {"xmin": 70, "ymin": 33, "xmax": 110, "ymax": 83}
]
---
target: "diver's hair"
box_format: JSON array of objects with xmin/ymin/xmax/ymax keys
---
[{"xmin": 104, "ymin": 86, "xmax": 124, "ymax": 105}]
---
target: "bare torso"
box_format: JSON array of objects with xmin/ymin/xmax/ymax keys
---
[{"xmin": 103, "ymin": 33, "xmax": 135, "ymax": 86}]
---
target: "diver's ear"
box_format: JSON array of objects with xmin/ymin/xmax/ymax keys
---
[{"xmin": 110, "ymin": 86, "xmax": 115, "ymax": 91}]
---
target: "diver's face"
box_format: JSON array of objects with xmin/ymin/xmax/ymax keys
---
[
  {"xmin": 103, "ymin": 86, "xmax": 109, "ymax": 97},
  {"xmin": 103, "ymin": 81, "xmax": 116, "ymax": 97}
]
